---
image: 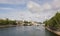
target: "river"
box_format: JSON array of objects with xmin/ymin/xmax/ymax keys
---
[{"xmin": 0, "ymin": 24, "xmax": 58, "ymax": 36}]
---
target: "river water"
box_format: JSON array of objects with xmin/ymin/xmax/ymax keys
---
[{"xmin": 0, "ymin": 25, "xmax": 58, "ymax": 36}]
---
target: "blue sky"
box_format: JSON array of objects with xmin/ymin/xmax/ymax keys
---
[{"xmin": 0, "ymin": 0, "xmax": 60, "ymax": 22}]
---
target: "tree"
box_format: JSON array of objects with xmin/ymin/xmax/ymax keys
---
[{"xmin": 44, "ymin": 12, "xmax": 60, "ymax": 31}]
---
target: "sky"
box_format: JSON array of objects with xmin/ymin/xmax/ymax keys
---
[{"xmin": 0, "ymin": 0, "xmax": 60, "ymax": 22}]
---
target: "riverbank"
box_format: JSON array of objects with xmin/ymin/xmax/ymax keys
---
[
  {"xmin": 45, "ymin": 27, "xmax": 60, "ymax": 36},
  {"xmin": 0, "ymin": 25, "xmax": 16, "ymax": 28}
]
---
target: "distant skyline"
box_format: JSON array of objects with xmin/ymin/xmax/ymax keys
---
[{"xmin": 0, "ymin": 0, "xmax": 60, "ymax": 22}]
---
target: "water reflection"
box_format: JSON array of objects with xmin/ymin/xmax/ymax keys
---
[{"xmin": 0, "ymin": 25, "xmax": 58, "ymax": 36}]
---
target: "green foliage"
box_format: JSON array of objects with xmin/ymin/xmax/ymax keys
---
[
  {"xmin": 44, "ymin": 12, "xmax": 60, "ymax": 31},
  {"xmin": 0, "ymin": 18, "xmax": 17, "ymax": 25}
]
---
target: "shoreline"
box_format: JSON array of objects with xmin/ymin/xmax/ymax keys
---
[
  {"xmin": 45, "ymin": 27, "xmax": 60, "ymax": 36},
  {"xmin": 0, "ymin": 25, "xmax": 16, "ymax": 28}
]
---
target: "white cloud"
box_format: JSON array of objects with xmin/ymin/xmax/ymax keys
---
[
  {"xmin": 0, "ymin": 10, "xmax": 37, "ymax": 21},
  {"xmin": 27, "ymin": 1, "xmax": 42, "ymax": 13},
  {"xmin": 27, "ymin": 0, "xmax": 60, "ymax": 13},
  {"xmin": 42, "ymin": 3, "xmax": 52, "ymax": 10},
  {"xmin": 52, "ymin": 0, "xmax": 60, "ymax": 8},
  {"xmin": 27, "ymin": 1, "xmax": 52, "ymax": 13}
]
